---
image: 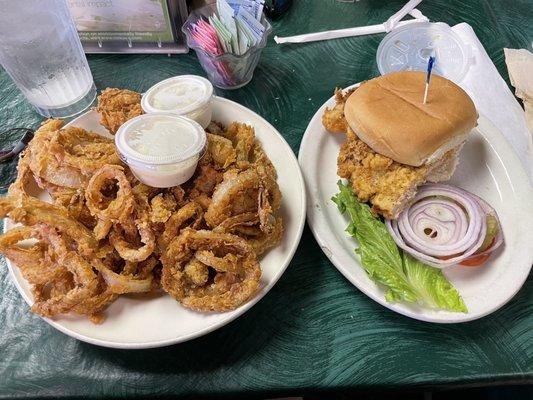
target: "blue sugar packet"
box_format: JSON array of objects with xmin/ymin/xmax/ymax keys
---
[
  {"xmin": 228, "ymin": 0, "xmax": 264, "ymax": 20},
  {"xmin": 236, "ymin": 6, "xmax": 265, "ymax": 40},
  {"xmin": 214, "ymin": 0, "xmax": 266, "ymax": 54}
]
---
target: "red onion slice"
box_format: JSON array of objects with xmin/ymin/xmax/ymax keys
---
[
  {"xmin": 464, "ymin": 192, "xmax": 504, "ymax": 257},
  {"xmin": 386, "ymin": 184, "xmax": 503, "ymax": 268}
]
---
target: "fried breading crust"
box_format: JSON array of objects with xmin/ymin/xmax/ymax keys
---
[
  {"xmin": 337, "ymin": 128, "xmax": 428, "ymax": 218},
  {"xmin": 324, "ymin": 87, "xmax": 431, "ymax": 219},
  {"xmin": 95, "ymin": 88, "xmax": 143, "ymax": 134},
  {"xmin": 322, "ymin": 87, "xmax": 357, "ymax": 133}
]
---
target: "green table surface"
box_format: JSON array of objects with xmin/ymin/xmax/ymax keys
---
[{"xmin": 1, "ymin": 1, "xmax": 532, "ymax": 398}]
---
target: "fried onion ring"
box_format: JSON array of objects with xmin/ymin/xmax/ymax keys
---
[
  {"xmin": 96, "ymin": 88, "xmax": 143, "ymax": 134},
  {"xmin": 213, "ymin": 212, "xmax": 259, "ymax": 233},
  {"xmin": 49, "ymin": 127, "xmax": 121, "ymax": 174},
  {"xmin": 25, "ymin": 120, "xmax": 88, "ymax": 189},
  {"xmin": 29, "ymin": 226, "xmax": 100, "ymax": 318},
  {"xmin": 246, "ymin": 217, "xmax": 284, "ymax": 256},
  {"xmin": 0, "ymin": 227, "xmax": 67, "ymax": 285},
  {"xmin": 205, "ymin": 168, "xmax": 260, "ymax": 227},
  {"xmin": 183, "ymin": 257, "xmax": 209, "ymax": 286},
  {"xmin": 109, "ymin": 217, "xmax": 155, "ymax": 262},
  {"xmin": 94, "ymin": 260, "xmax": 153, "ymax": 294},
  {"xmin": 85, "ymin": 165, "xmax": 134, "ymax": 223},
  {"xmin": 93, "ymin": 219, "xmax": 113, "ymax": 240},
  {"xmin": 158, "ymin": 201, "xmax": 204, "ymax": 251},
  {"xmin": 161, "ymin": 229, "xmax": 261, "ymax": 312},
  {"xmin": 203, "ymin": 133, "xmax": 237, "ymax": 170},
  {"xmin": 187, "ymin": 164, "xmax": 223, "ymax": 200},
  {"xmin": 213, "ymin": 213, "xmax": 283, "ymax": 255},
  {"xmin": 0, "ymin": 196, "xmax": 98, "ymax": 256},
  {"xmin": 222, "ymin": 122, "xmax": 255, "ymax": 162},
  {"xmin": 71, "ymin": 288, "xmax": 118, "ymax": 324},
  {"xmin": 8, "ymin": 149, "xmax": 34, "ymax": 198},
  {"xmin": 194, "ymin": 250, "xmax": 240, "ymax": 274},
  {"xmin": 205, "ymin": 165, "xmax": 281, "ymax": 237},
  {"xmin": 149, "ymin": 193, "xmax": 177, "ymax": 224}
]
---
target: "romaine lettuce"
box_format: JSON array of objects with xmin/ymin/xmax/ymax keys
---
[{"xmin": 332, "ymin": 181, "xmax": 467, "ymax": 313}]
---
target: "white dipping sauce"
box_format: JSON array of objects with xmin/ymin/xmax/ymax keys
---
[
  {"xmin": 151, "ymin": 81, "xmax": 206, "ymax": 110},
  {"xmin": 127, "ymin": 119, "xmax": 196, "ymax": 157},
  {"xmin": 141, "ymin": 75, "xmax": 214, "ymax": 128},
  {"xmin": 115, "ymin": 113, "xmax": 206, "ymax": 188}
]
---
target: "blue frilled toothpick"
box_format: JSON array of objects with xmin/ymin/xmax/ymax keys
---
[{"xmin": 423, "ymin": 56, "xmax": 435, "ymax": 104}]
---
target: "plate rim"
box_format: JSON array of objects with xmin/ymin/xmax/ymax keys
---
[
  {"xmin": 299, "ymin": 83, "xmax": 533, "ymax": 323},
  {"xmin": 4, "ymin": 95, "xmax": 306, "ymax": 348}
]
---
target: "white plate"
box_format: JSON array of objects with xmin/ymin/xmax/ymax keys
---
[
  {"xmin": 299, "ymin": 84, "xmax": 533, "ymax": 323},
  {"xmin": 5, "ymin": 96, "xmax": 306, "ymax": 348}
]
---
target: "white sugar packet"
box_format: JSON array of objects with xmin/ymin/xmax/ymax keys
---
[
  {"xmin": 451, "ymin": 23, "xmax": 533, "ymax": 180},
  {"xmin": 217, "ymin": 0, "xmax": 239, "ymax": 53}
]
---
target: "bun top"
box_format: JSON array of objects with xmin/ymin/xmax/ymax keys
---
[{"xmin": 344, "ymin": 71, "xmax": 478, "ymax": 166}]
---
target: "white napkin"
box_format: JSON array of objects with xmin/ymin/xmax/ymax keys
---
[
  {"xmin": 504, "ymin": 48, "xmax": 533, "ymax": 136},
  {"xmin": 451, "ymin": 23, "xmax": 533, "ymax": 180}
]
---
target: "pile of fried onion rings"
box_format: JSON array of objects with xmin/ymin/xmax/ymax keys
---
[{"xmin": 0, "ymin": 89, "xmax": 283, "ymax": 323}]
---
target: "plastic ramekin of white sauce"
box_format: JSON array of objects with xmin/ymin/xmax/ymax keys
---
[
  {"xmin": 141, "ymin": 75, "xmax": 214, "ymax": 129},
  {"xmin": 115, "ymin": 113, "xmax": 206, "ymax": 188}
]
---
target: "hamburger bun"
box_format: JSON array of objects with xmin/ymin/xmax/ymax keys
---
[{"xmin": 344, "ymin": 71, "xmax": 478, "ymax": 167}]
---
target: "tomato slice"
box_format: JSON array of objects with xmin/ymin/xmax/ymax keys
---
[
  {"xmin": 459, "ymin": 252, "xmax": 492, "ymax": 267},
  {"xmin": 438, "ymin": 254, "xmax": 461, "ymax": 261},
  {"xmin": 437, "ymin": 238, "xmax": 497, "ymax": 267}
]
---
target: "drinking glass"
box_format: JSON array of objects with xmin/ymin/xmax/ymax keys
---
[{"xmin": 0, "ymin": 0, "xmax": 96, "ymax": 118}]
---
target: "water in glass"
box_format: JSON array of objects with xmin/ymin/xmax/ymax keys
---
[{"xmin": 0, "ymin": 0, "xmax": 96, "ymax": 118}]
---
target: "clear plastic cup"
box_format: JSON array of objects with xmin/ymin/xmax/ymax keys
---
[
  {"xmin": 376, "ymin": 22, "xmax": 471, "ymax": 83},
  {"xmin": 115, "ymin": 113, "xmax": 206, "ymax": 188},
  {"xmin": 141, "ymin": 75, "xmax": 214, "ymax": 128},
  {"xmin": 182, "ymin": 5, "xmax": 272, "ymax": 90}
]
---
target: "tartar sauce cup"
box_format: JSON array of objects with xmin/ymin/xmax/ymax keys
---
[
  {"xmin": 141, "ymin": 75, "xmax": 214, "ymax": 128},
  {"xmin": 115, "ymin": 113, "xmax": 206, "ymax": 188}
]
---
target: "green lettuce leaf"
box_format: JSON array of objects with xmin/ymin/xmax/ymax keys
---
[
  {"xmin": 332, "ymin": 181, "xmax": 467, "ymax": 313},
  {"xmin": 333, "ymin": 181, "xmax": 418, "ymax": 303},
  {"xmin": 402, "ymin": 252, "xmax": 467, "ymax": 312}
]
